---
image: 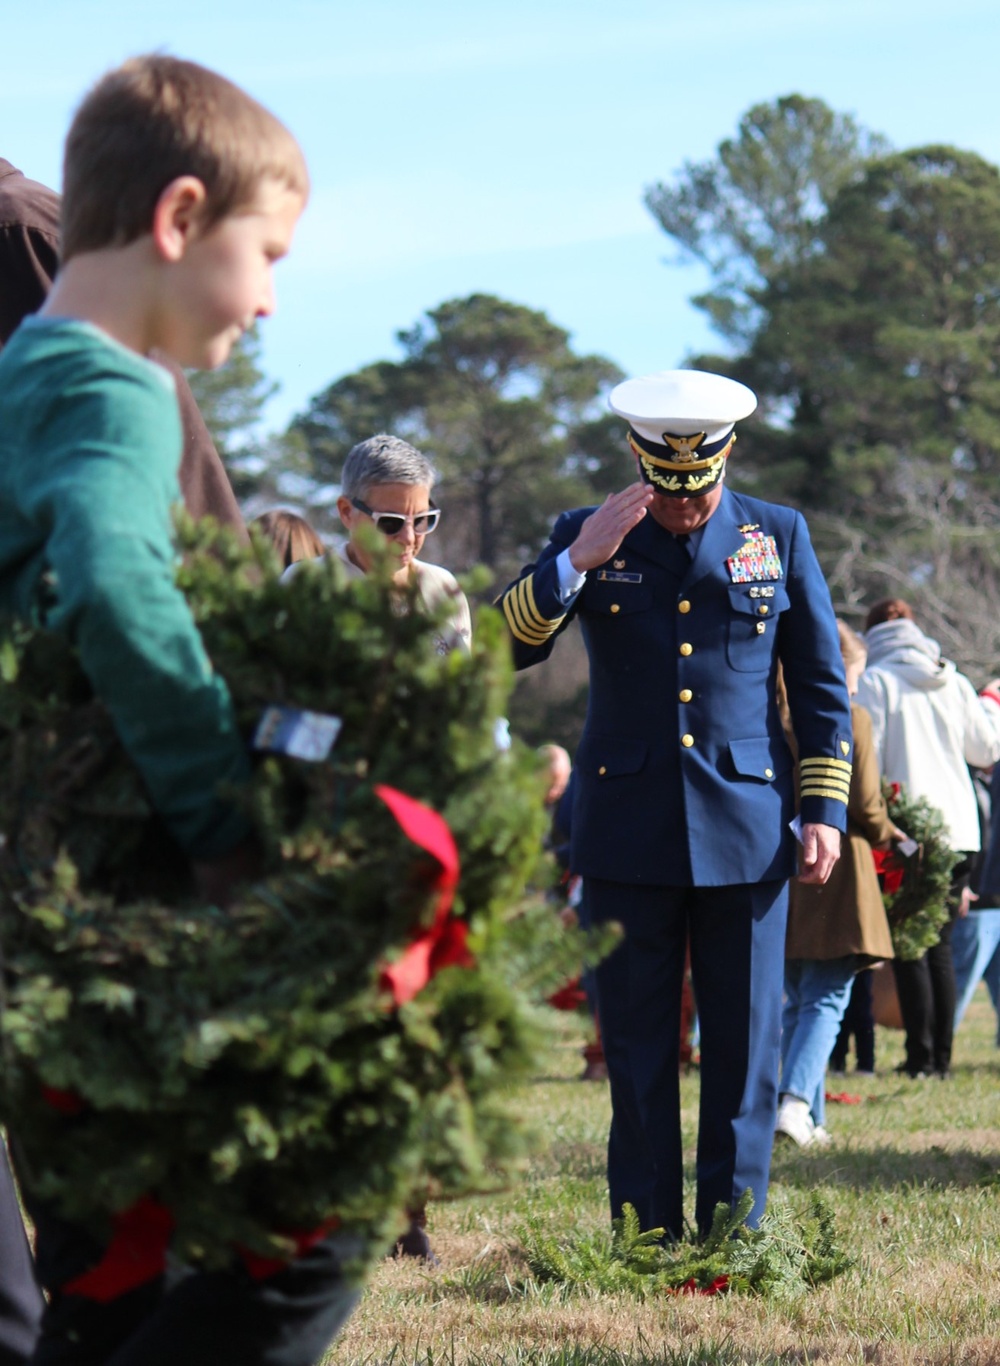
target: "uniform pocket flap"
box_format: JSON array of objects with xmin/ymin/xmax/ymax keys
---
[
  {"xmin": 728, "ymin": 736, "xmax": 791, "ymax": 782},
  {"xmin": 578, "ymin": 735, "xmax": 648, "ymax": 778}
]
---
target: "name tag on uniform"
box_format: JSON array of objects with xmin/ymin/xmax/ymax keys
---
[{"xmin": 597, "ymin": 570, "xmax": 643, "ymax": 583}]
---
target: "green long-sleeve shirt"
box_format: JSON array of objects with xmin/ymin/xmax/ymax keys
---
[{"xmin": 0, "ymin": 317, "xmax": 249, "ymax": 860}]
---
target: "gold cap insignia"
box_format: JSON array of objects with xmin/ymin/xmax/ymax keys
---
[{"xmin": 662, "ymin": 432, "xmax": 706, "ymax": 464}]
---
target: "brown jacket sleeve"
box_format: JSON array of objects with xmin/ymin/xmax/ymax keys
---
[
  {"xmin": 151, "ymin": 353, "xmax": 249, "ymax": 543},
  {"xmin": 0, "ymin": 159, "xmax": 60, "ymax": 347},
  {"xmin": 848, "ymin": 703, "xmax": 895, "ymax": 845}
]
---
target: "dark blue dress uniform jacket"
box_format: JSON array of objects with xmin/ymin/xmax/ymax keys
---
[{"xmin": 500, "ymin": 487, "xmax": 852, "ymax": 888}]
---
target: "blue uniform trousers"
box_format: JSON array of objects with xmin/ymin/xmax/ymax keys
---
[{"xmin": 583, "ymin": 877, "xmax": 788, "ymax": 1240}]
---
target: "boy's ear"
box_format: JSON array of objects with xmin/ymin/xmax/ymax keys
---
[{"xmin": 151, "ymin": 176, "xmax": 210, "ymax": 262}]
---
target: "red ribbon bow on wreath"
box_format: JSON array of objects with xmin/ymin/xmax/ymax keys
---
[
  {"xmin": 375, "ymin": 783, "xmax": 471, "ymax": 1005},
  {"xmin": 872, "ymin": 847, "xmax": 905, "ymax": 896},
  {"xmin": 46, "ymin": 784, "xmax": 468, "ymax": 1301}
]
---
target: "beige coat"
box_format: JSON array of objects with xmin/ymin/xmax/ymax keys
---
[{"xmin": 786, "ymin": 704, "xmax": 896, "ymax": 964}]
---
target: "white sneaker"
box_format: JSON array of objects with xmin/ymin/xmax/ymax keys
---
[{"xmin": 774, "ymin": 1095, "xmax": 815, "ymax": 1147}]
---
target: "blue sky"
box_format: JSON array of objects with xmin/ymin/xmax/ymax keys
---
[{"xmin": 5, "ymin": 0, "xmax": 1000, "ymax": 430}]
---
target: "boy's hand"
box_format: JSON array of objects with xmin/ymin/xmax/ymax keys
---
[{"xmin": 193, "ymin": 839, "xmax": 263, "ymax": 908}]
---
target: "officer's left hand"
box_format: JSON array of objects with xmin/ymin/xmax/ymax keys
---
[{"xmin": 798, "ymin": 822, "xmax": 841, "ymax": 885}]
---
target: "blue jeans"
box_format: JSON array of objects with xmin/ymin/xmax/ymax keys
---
[
  {"xmin": 952, "ymin": 910, "xmax": 1000, "ymax": 1039},
  {"xmin": 781, "ymin": 958, "xmax": 856, "ymax": 1127}
]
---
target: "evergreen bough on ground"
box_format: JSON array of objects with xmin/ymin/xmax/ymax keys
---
[
  {"xmin": 0, "ymin": 519, "xmax": 555, "ymax": 1268},
  {"xmin": 517, "ymin": 1189, "xmax": 853, "ymax": 1302}
]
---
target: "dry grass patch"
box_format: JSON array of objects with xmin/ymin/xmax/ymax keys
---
[{"xmin": 324, "ymin": 992, "xmax": 1000, "ymax": 1366}]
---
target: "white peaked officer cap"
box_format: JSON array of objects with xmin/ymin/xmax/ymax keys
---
[
  {"xmin": 609, "ymin": 369, "xmax": 758, "ymax": 498},
  {"xmin": 609, "ymin": 369, "xmax": 757, "ymax": 443}
]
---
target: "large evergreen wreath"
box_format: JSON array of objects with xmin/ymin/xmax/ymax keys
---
[
  {"xmin": 878, "ymin": 780, "xmax": 959, "ymax": 961},
  {"xmin": 0, "ymin": 520, "xmax": 554, "ymax": 1274}
]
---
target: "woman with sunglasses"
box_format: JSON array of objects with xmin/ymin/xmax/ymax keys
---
[
  {"xmin": 346, "ymin": 433, "xmax": 471, "ymax": 1263},
  {"xmin": 288, "ymin": 433, "xmax": 471, "ymax": 657},
  {"xmin": 284, "ymin": 433, "xmax": 470, "ymax": 1264}
]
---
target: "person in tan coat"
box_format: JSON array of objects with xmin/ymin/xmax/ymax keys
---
[{"xmin": 776, "ymin": 621, "xmax": 900, "ymax": 1146}]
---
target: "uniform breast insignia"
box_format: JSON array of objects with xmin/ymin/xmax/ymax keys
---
[
  {"xmin": 738, "ymin": 523, "xmax": 759, "ymax": 534},
  {"xmin": 597, "ymin": 570, "xmax": 643, "ymax": 583},
  {"xmin": 613, "ymin": 559, "xmax": 626, "ymax": 569},
  {"xmin": 727, "ymin": 531, "xmax": 782, "ymax": 583}
]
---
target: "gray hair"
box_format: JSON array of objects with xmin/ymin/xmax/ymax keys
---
[{"xmin": 341, "ymin": 434, "xmax": 437, "ymax": 499}]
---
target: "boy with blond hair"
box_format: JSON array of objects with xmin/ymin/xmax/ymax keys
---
[{"xmin": 0, "ymin": 55, "xmax": 362, "ymax": 1366}]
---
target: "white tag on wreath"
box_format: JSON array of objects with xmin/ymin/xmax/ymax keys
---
[{"xmin": 253, "ymin": 705, "xmax": 342, "ymax": 762}]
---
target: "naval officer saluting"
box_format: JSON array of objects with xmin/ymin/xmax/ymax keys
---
[{"xmin": 499, "ymin": 369, "xmax": 852, "ymax": 1239}]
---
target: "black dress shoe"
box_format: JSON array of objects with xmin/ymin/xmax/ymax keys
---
[{"xmin": 393, "ymin": 1218, "xmax": 441, "ymax": 1265}]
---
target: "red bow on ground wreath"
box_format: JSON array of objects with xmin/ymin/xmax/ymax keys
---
[
  {"xmin": 666, "ymin": 1274, "xmax": 729, "ymax": 1296},
  {"xmin": 375, "ymin": 783, "xmax": 471, "ymax": 1005}
]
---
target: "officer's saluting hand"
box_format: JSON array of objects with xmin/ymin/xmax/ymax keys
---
[
  {"xmin": 498, "ymin": 368, "xmax": 853, "ymax": 1242},
  {"xmin": 567, "ymin": 482, "xmax": 654, "ymax": 573}
]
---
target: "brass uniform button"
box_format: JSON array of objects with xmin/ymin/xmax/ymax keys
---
[
  {"xmin": 679, "ymin": 642, "xmax": 693, "ymax": 657},
  {"xmin": 678, "ymin": 599, "xmax": 691, "ymax": 614},
  {"xmin": 610, "ymin": 604, "xmax": 620, "ymax": 614},
  {"xmin": 758, "ymin": 604, "xmax": 769, "ymax": 616},
  {"xmin": 598, "ymin": 765, "xmax": 607, "ymax": 775},
  {"xmin": 765, "ymin": 768, "xmax": 774, "ymax": 779},
  {"xmin": 681, "ymin": 734, "xmax": 694, "ymax": 748},
  {"xmin": 679, "ymin": 688, "xmax": 692, "ymax": 703}
]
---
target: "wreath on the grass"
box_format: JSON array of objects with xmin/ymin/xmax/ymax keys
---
[
  {"xmin": 875, "ymin": 780, "xmax": 959, "ymax": 961},
  {"xmin": 518, "ymin": 1189, "xmax": 853, "ymax": 1300},
  {"xmin": 0, "ymin": 518, "xmax": 567, "ymax": 1287}
]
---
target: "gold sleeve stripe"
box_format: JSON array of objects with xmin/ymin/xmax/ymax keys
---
[
  {"xmin": 503, "ymin": 591, "xmax": 550, "ymax": 646},
  {"xmin": 521, "ymin": 574, "xmax": 547, "ymax": 630},
  {"xmin": 504, "ymin": 582, "xmax": 542, "ymax": 641},
  {"xmin": 514, "ymin": 577, "xmax": 562, "ymax": 637},
  {"xmin": 502, "ymin": 576, "xmax": 565, "ymax": 646},
  {"xmin": 801, "ymin": 765, "xmax": 851, "ymax": 783},
  {"xmin": 801, "ymin": 757, "xmax": 852, "ymax": 774},
  {"xmin": 514, "ymin": 575, "xmax": 563, "ymax": 634},
  {"xmin": 800, "ymin": 785, "xmax": 850, "ymax": 803},
  {"xmin": 803, "ymin": 775, "xmax": 846, "ymax": 797}
]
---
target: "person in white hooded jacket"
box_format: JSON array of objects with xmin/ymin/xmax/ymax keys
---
[{"xmin": 855, "ymin": 598, "xmax": 1000, "ymax": 1078}]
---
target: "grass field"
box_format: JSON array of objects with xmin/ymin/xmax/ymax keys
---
[{"xmin": 325, "ymin": 985, "xmax": 1000, "ymax": 1366}]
